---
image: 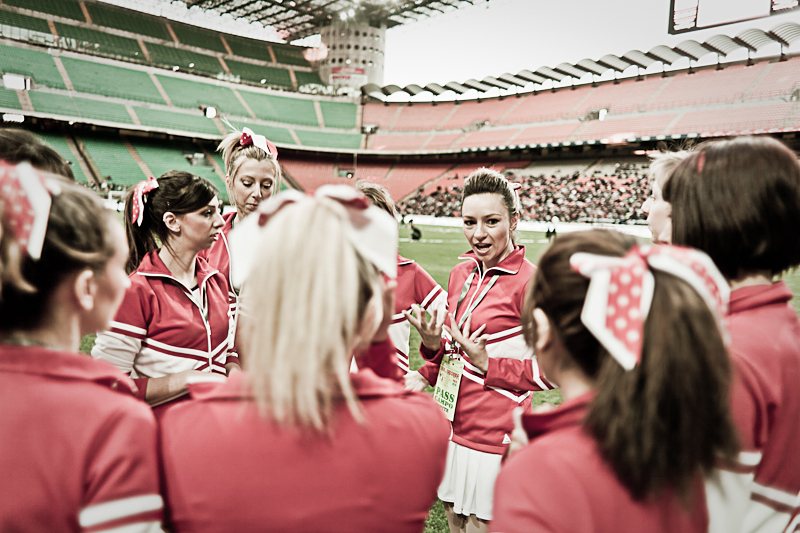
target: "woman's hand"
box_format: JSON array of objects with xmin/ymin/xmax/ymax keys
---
[
  {"xmin": 443, "ymin": 312, "xmax": 489, "ymax": 372},
  {"xmin": 403, "ymin": 305, "xmax": 443, "ymax": 351},
  {"xmin": 504, "ymin": 407, "xmax": 530, "ymax": 462},
  {"xmin": 404, "ymin": 370, "xmax": 430, "ymax": 392}
]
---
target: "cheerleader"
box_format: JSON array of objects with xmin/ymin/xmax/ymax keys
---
[
  {"xmin": 356, "ymin": 181, "xmax": 447, "ymax": 373},
  {"xmin": 664, "ymin": 136, "xmax": 800, "ymax": 532},
  {"xmin": 405, "ymin": 168, "xmax": 552, "ymax": 533},
  {"xmin": 640, "ymin": 150, "xmax": 689, "ymax": 245},
  {"xmin": 0, "ymin": 162, "xmax": 162, "ymax": 531},
  {"xmin": 491, "ymin": 230, "xmax": 739, "ymax": 532},
  {"xmin": 92, "ymin": 171, "xmax": 232, "ymax": 406},
  {"xmin": 158, "ymin": 187, "xmax": 450, "ymax": 532}
]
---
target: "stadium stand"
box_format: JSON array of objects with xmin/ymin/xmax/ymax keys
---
[
  {"xmin": 513, "ymin": 123, "xmax": 582, "ymax": 145},
  {"xmin": 271, "ymin": 44, "xmax": 311, "ymax": 67},
  {"xmin": 391, "ymin": 103, "xmax": 457, "ymax": 132},
  {"xmin": 747, "ymin": 56, "xmax": 800, "ymax": 100},
  {"xmin": 170, "ymin": 23, "xmax": 227, "ymax": 54},
  {"xmin": 294, "ymin": 70, "xmax": 324, "ymax": 87},
  {"xmin": 146, "ymin": 43, "xmax": 224, "ymax": 75},
  {"xmin": 230, "ymin": 122, "xmax": 296, "ymax": 145},
  {"xmin": 645, "ymin": 64, "xmax": 766, "ymax": 110},
  {"xmin": 671, "ymin": 102, "xmax": 793, "ymax": 135},
  {"xmin": 602, "ymin": 76, "xmax": 667, "ymax": 114},
  {"xmin": 54, "ymin": 23, "xmax": 145, "ymax": 61},
  {"xmin": 368, "ymin": 133, "xmax": 430, "ymax": 151},
  {"xmin": 35, "ymin": 131, "xmax": 88, "ymax": 182},
  {"xmin": 280, "ymin": 157, "xmax": 340, "ymax": 191},
  {"xmin": 237, "ymin": 90, "xmax": 319, "ymax": 126},
  {"xmin": 0, "ymin": 87, "xmax": 22, "ymax": 110},
  {"xmin": 3, "ymin": 0, "xmax": 84, "ymax": 21},
  {"xmin": 0, "ymin": 44, "xmax": 67, "ymax": 89},
  {"xmin": 439, "ymin": 98, "xmax": 520, "ymax": 131},
  {"xmin": 319, "ymin": 100, "xmax": 357, "ymax": 129},
  {"xmin": 84, "ymin": 2, "xmax": 172, "ymax": 41},
  {"xmin": 80, "ymin": 135, "xmax": 144, "ymax": 187},
  {"xmin": 0, "ymin": 8, "xmax": 51, "ymax": 34},
  {"xmin": 225, "ymin": 59, "xmax": 293, "ymax": 88},
  {"xmin": 294, "ymin": 129, "xmax": 361, "ymax": 150},
  {"xmin": 132, "ymin": 106, "xmax": 221, "ymax": 136},
  {"xmin": 222, "ymin": 35, "xmax": 271, "ymax": 62},
  {"xmin": 60, "ymin": 57, "xmax": 165, "ymax": 103},
  {"xmin": 362, "ymin": 103, "xmax": 398, "ymax": 131},
  {"xmin": 496, "ymin": 86, "xmax": 593, "ymax": 124},
  {"xmin": 153, "ymin": 74, "xmax": 249, "ymax": 116},
  {"xmin": 423, "ymin": 133, "xmax": 462, "ymax": 151},
  {"xmin": 455, "ymin": 128, "xmax": 520, "ymax": 149},
  {"xmin": 29, "ymin": 91, "xmax": 133, "ymax": 124},
  {"xmin": 347, "ymin": 162, "xmax": 393, "ymax": 181},
  {"xmin": 385, "ymin": 163, "xmax": 453, "ymax": 199},
  {"xmin": 579, "ymin": 113, "xmax": 677, "ymax": 141}
]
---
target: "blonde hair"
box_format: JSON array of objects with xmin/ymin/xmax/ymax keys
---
[
  {"xmin": 356, "ymin": 181, "xmax": 396, "ymax": 218},
  {"xmin": 648, "ymin": 151, "xmax": 690, "ymax": 189},
  {"xmin": 217, "ymin": 129, "xmax": 282, "ymax": 203},
  {"xmin": 238, "ymin": 197, "xmax": 380, "ymax": 430}
]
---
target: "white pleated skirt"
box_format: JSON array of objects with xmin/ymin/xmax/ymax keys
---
[{"xmin": 437, "ymin": 441, "xmax": 503, "ymax": 521}]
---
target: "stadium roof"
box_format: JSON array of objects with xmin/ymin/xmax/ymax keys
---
[
  {"xmin": 180, "ymin": 0, "xmax": 476, "ymax": 41},
  {"xmin": 362, "ymin": 21, "xmax": 800, "ymax": 99}
]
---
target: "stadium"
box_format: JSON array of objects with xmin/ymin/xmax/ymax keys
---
[{"xmin": 2, "ymin": 0, "xmax": 800, "ymax": 530}]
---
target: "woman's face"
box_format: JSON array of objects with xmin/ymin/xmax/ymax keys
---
[
  {"xmin": 642, "ymin": 181, "xmax": 672, "ymax": 245},
  {"xmin": 462, "ymin": 193, "xmax": 516, "ymax": 269},
  {"xmin": 176, "ymin": 197, "xmax": 225, "ymax": 253},
  {"xmin": 228, "ymin": 159, "xmax": 277, "ymax": 219},
  {"xmin": 82, "ymin": 220, "xmax": 131, "ymax": 335}
]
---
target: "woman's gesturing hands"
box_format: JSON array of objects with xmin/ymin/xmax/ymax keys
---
[
  {"xmin": 403, "ymin": 305, "xmax": 443, "ymax": 351},
  {"xmin": 443, "ymin": 312, "xmax": 489, "ymax": 372}
]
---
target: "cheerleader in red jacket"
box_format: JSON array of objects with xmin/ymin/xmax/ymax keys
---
[
  {"xmin": 0, "ymin": 164, "xmax": 162, "ymax": 532},
  {"xmin": 665, "ymin": 136, "xmax": 800, "ymax": 533},
  {"xmin": 357, "ymin": 182, "xmax": 447, "ymax": 373},
  {"xmin": 491, "ymin": 230, "xmax": 740, "ymax": 533},
  {"xmin": 92, "ymin": 171, "xmax": 232, "ymax": 406},
  {"xmin": 405, "ymin": 169, "xmax": 552, "ymax": 533},
  {"xmin": 200, "ymin": 128, "xmax": 281, "ymax": 352}
]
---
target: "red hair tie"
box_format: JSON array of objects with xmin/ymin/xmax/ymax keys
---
[
  {"xmin": 240, "ymin": 131, "xmax": 253, "ymax": 148},
  {"xmin": 240, "ymin": 127, "xmax": 278, "ymax": 158},
  {"xmin": 132, "ymin": 177, "xmax": 159, "ymax": 227}
]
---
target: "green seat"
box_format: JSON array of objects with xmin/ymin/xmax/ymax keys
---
[
  {"xmin": 294, "ymin": 129, "xmax": 361, "ymax": 150},
  {"xmin": 237, "ymin": 90, "xmax": 318, "ymax": 127},
  {"xmin": 35, "ymin": 131, "xmax": 88, "ymax": 182},
  {"xmin": 30, "ymin": 91, "xmax": 133, "ymax": 125},
  {"xmin": 224, "ymin": 36, "xmax": 271, "ymax": 61},
  {"xmin": 133, "ymin": 106, "xmax": 221, "ymax": 136},
  {"xmin": 0, "ymin": 9, "xmax": 51, "ymax": 34},
  {"xmin": 0, "ymin": 87, "xmax": 22, "ymax": 109},
  {"xmin": 81, "ymin": 136, "xmax": 145, "ymax": 187},
  {"xmin": 0, "ymin": 44, "xmax": 66, "ymax": 89},
  {"xmin": 226, "ymin": 59, "xmax": 293, "ymax": 89},
  {"xmin": 170, "ymin": 23, "xmax": 226, "ymax": 54},
  {"xmin": 3, "ymin": 0, "xmax": 84, "ymax": 21},
  {"xmin": 55, "ymin": 23, "xmax": 144, "ymax": 61},
  {"xmin": 154, "ymin": 74, "xmax": 248, "ymax": 117},
  {"xmin": 223, "ymin": 121, "xmax": 296, "ymax": 145},
  {"xmin": 271, "ymin": 43, "xmax": 310, "ymax": 67},
  {"xmin": 320, "ymin": 100, "xmax": 356, "ymax": 129},
  {"xmin": 146, "ymin": 42, "xmax": 223, "ymax": 76},
  {"xmin": 60, "ymin": 57, "xmax": 164, "ymax": 104},
  {"xmin": 85, "ymin": 3, "xmax": 171, "ymax": 41},
  {"xmin": 295, "ymin": 70, "xmax": 324, "ymax": 87}
]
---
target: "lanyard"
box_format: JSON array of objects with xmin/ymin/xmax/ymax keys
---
[{"xmin": 454, "ymin": 266, "xmax": 499, "ymax": 329}]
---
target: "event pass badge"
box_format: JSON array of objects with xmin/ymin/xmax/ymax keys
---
[{"xmin": 433, "ymin": 352, "xmax": 463, "ymax": 422}]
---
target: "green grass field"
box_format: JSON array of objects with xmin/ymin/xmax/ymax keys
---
[{"xmin": 81, "ymin": 224, "xmax": 800, "ymax": 533}]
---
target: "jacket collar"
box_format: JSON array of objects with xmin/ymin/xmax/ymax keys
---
[
  {"xmin": 135, "ymin": 249, "xmax": 219, "ymax": 288},
  {"xmin": 397, "ymin": 254, "xmax": 415, "ymax": 266},
  {"xmin": 458, "ymin": 245, "xmax": 526, "ymax": 275},
  {"xmin": 521, "ymin": 390, "xmax": 593, "ymax": 440},
  {"xmin": 728, "ymin": 281, "xmax": 792, "ymax": 315},
  {"xmin": 0, "ymin": 344, "xmax": 138, "ymax": 396}
]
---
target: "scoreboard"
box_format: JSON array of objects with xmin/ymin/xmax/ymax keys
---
[{"xmin": 670, "ymin": 0, "xmax": 799, "ymax": 34}]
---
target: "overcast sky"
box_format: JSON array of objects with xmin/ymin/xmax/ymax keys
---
[{"xmin": 382, "ymin": 0, "xmax": 800, "ymax": 98}]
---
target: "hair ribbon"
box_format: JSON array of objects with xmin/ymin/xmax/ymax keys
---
[
  {"xmin": 132, "ymin": 176, "xmax": 159, "ymax": 227},
  {"xmin": 0, "ymin": 161, "xmax": 53, "ymax": 260},
  {"xmin": 570, "ymin": 244, "xmax": 729, "ymax": 370},
  {"xmin": 241, "ymin": 127, "xmax": 278, "ymax": 159}
]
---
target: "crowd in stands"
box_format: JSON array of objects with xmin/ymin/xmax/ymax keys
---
[{"xmin": 399, "ymin": 163, "xmax": 649, "ymax": 223}]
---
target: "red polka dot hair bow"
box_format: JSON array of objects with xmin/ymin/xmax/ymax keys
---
[
  {"xmin": 569, "ymin": 244, "xmax": 729, "ymax": 370},
  {"xmin": 240, "ymin": 127, "xmax": 278, "ymax": 159},
  {"xmin": 0, "ymin": 161, "xmax": 54, "ymax": 260},
  {"xmin": 131, "ymin": 176, "xmax": 158, "ymax": 227},
  {"xmin": 227, "ymin": 185, "xmax": 397, "ymax": 288}
]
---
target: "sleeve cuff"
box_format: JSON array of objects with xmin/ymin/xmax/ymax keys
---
[{"xmin": 225, "ymin": 354, "xmax": 241, "ymax": 367}]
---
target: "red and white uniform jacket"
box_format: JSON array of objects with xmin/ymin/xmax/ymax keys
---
[
  {"xmin": 159, "ymin": 368, "xmax": 450, "ymax": 532},
  {"xmin": 492, "ymin": 392, "xmax": 710, "ymax": 533},
  {"xmin": 417, "ymin": 246, "xmax": 552, "ymax": 455},
  {"xmin": 722, "ymin": 282, "xmax": 800, "ymax": 533},
  {"xmin": 0, "ymin": 345, "xmax": 162, "ymax": 532},
  {"xmin": 92, "ymin": 250, "xmax": 234, "ymax": 401},
  {"xmin": 198, "ymin": 212, "xmax": 238, "ymax": 357},
  {"xmin": 391, "ymin": 254, "xmax": 447, "ymax": 373}
]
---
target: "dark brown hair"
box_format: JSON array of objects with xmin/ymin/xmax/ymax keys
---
[
  {"xmin": 523, "ymin": 230, "xmax": 739, "ymax": 501},
  {"xmin": 0, "ymin": 175, "xmax": 116, "ymax": 332},
  {"xmin": 0, "ymin": 129, "xmax": 75, "ymax": 180},
  {"xmin": 663, "ymin": 136, "xmax": 800, "ymax": 279},
  {"xmin": 356, "ymin": 181, "xmax": 396, "ymax": 218},
  {"xmin": 124, "ymin": 171, "xmax": 218, "ymax": 273},
  {"xmin": 462, "ymin": 168, "xmax": 520, "ymax": 243}
]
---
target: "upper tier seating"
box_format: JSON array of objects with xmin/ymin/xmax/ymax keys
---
[
  {"xmin": 439, "ymin": 98, "xmax": 520, "ymax": 131},
  {"xmin": 80, "ymin": 136, "xmax": 144, "ymax": 187},
  {"xmin": 223, "ymin": 35, "xmax": 271, "ymax": 61},
  {"xmin": 320, "ymin": 100, "xmax": 357, "ymax": 129},
  {"xmin": 368, "ymin": 133, "xmax": 430, "ymax": 151},
  {"xmin": 496, "ymin": 86, "xmax": 593, "ymax": 125},
  {"xmin": 391, "ymin": 103, "xmax": 456, "ymax": 132},
  {"xmin": 55, "ymin": 23, "xmax": 145, "ymax": 61},
  {"xmin": 61, "ymin": 56, "xmax": 165, "ymax": 103},
  {"xmin": 579, "ymin": 113, "xmax": 677, "ymax": 141},
  {"xmin": 0, "ymin": 8, "xmax": 50, "ymax": 34},
  {"xmin": 294, "ymin": 129, "xmax": 361, "ymax": 150},
  {"xmin": 747, "ymin": 57, "xmax": 800, "ymax": 100},
  {"xmin": 0, "ymin": 87, "xmax": 22, "ymax": 110},
  {"xmin": 4, "ymin": 0, "xmax": 84, "ymax": 21},
  {"xmin": 0, "ymin": 45, "xmax": 66, "ymax": 89},
  {"xmin": 146, "ymin": 43, "xmax": 223, "ymax": 75},
  {"xmin": 294, "ymin": 70, "xmax": 324, "ymax": 87},
  {"xmin": 132, "ymin": 106, "xmax": 221, "ymax": 136},
  {"xmin": 237, "ymin": 123, "xmax": 296, "ymax": 145},
  {"xmin": 271, "ymin": 44, "xmax": 311, "ymax": 67},
  {"xmin": 456, "ymin": 128, "xmax": 520, "ymax": 149},
  {"xmin": 154, "ymin": 74, "xmax": 249, "ymax": 116},
  {"xmin": 513, "ymin": 122, "xmax": 582, "ymax": 145},
  {"xmin": 423, "ymin": 133, "xmax": 461, "ymax": 151},
  {"xmin": 29, "ymin": 91, "xmax": 133, "ymax": 124},
  {"xmin": 237, "ymin": 90, "xmax": 319, "ymax": 127},
  {"xmin": 645, "ymin": 64, "xmax": 766, "ymax": 110},
  {"xmin": 226, "ymin": 59, "xmax": 293, "ymax": 88},
  {"xmin": 85, "ymin": 3, "xmax": 171, "ymax": 41},
  {"xmin": 362, "ymin": 104, "xmax": 398, "ymax": 131},
  {"xmin": 670, "ymin": 102, "xmax": 793, "ymax": 134},
  {"xmin": 170, "ymin": 23, "xmax": 227, "ymax": 54},
  {"xmin": 36, "ymin": 131, "xmax": 88, "ymax": 182}
]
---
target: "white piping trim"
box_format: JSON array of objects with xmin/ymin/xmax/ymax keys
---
[
  {"xmin": 751, "ymin": 482, "xmax": 800, "ymax": 508},
  {"xmin": 531, "ymin": 359, "xmax": 551, "ymax": 390},
  {"xmin": 737, "ymin": 451, "xmax": 763, "ymax": 467},
  {"xmin": 94, "ymin": 521, "xmax": 163, "ymax": 533},
  {"xmin": 487, "ymin": 326, "xmax": 522, "ymax": 341},
  {"xmin": 79, "ymin": 495, "xmax": 163, "ymax": 528},
  {"xmin": 109, "ymin": 321, "xmax": 147, "ymax": 336}
]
